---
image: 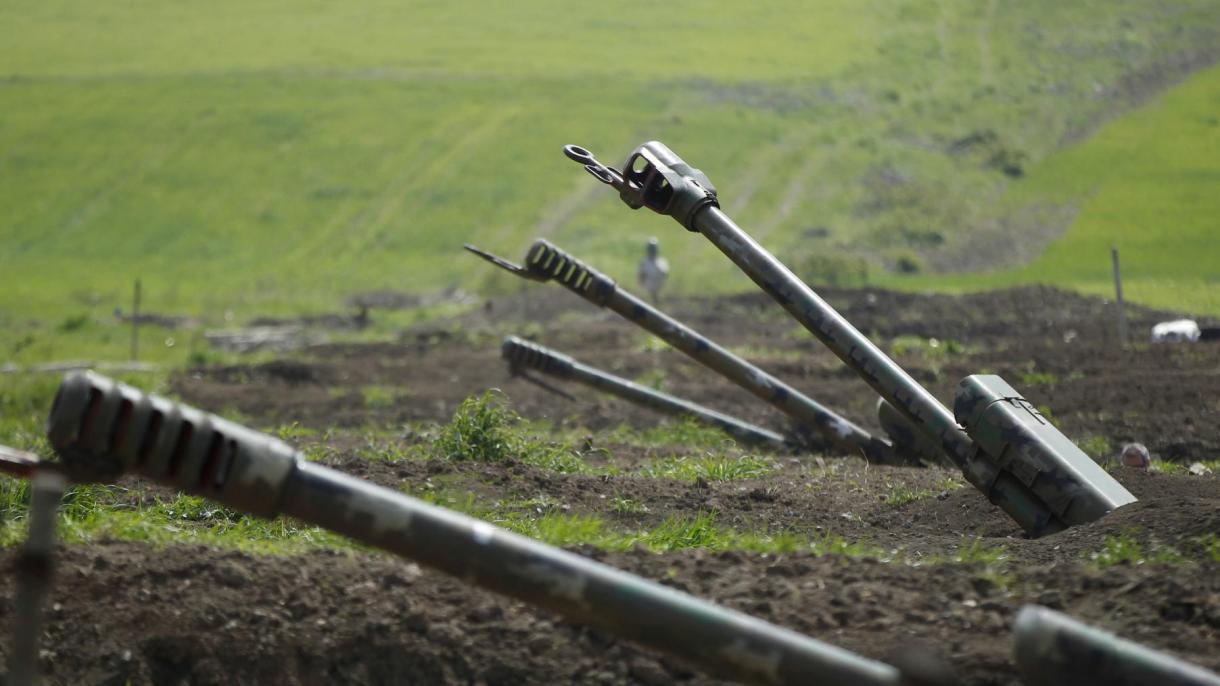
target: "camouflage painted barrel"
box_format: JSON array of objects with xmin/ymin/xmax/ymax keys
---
[
  {"xmin": 471, "ymin": 239, "xmax": 901, "ymax": 463},
  {"xmin": 501, "ymin": 335, "xmax": 790, "ymax": 450},
  {"xmin": 1013, "ymin": 605, "xmax": 1220, "ymax": 686},
  {"xmin": 8, "ymin": 470, "xmax": 66, "ymax": 686},
  {"xmin": 562, "ymin": 140, "xmax": 1137, "ymax": 537},
  {"xmin": 44, "ymin": 370, "xmax": 903, "ymax": 686}
]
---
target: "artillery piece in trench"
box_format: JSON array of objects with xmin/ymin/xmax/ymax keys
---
[
  {"xmin": 560, "ymin": 140, "xmax": 1137, "ymax": 538},
  {"xmin": 499, "ymin": 335, "xmax": 794, "ymax": 451},
  {"xmin": 467, "ymin": 239, "xmax": 930, "ymax": 466},
  {"xmin": 1, "ymin": 370, "xmax": 907, "ymax": 686},
  {"xmin": 2, "ymin": 373, "xmax": 1216, "ymax": 685}
]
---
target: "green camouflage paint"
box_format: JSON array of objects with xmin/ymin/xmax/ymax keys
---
[
  {"xmin": 44, "ymin": 370, "xmax": 903, "ymax": 686},
  {"xmin": 466, "ymin": 240, "xmax": 908, "ymax": 464}
]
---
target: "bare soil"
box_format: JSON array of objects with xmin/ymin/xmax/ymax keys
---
[
  {"xmin": 5, "ymin": 286, "xmax": 1219, "ymax": 685},
  {"xmin": 182, "ymin": 286, "xmax": 1220, "ymax": 462}
]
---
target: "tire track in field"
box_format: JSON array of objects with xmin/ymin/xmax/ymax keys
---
[
  {"xmin": 530, "ymin": 177, "xmax": 609, "ymax": 240},
  {"xmin": 752, "ymin": 153, "xmax": 819, "ymax": 243},
  {"xmin": 353, "ymin": 104, "xmax": 521, "ymax": 255},
  {"xmin": 723, "ymin": 127, "xmax": 817, "ymax": 219},
  {"xmin": 55, "ymin": 103, "xmax": 208, "ymax": 243},
  {"xmin": 287, "ymin": 108, "xmax": 489, "ymax": 266}
]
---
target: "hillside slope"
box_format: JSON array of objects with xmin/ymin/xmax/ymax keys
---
[
  {"xmin": 881, "ymin": 63, "xmax": 1220, "ymax": 316},
  {"xmin": 1, "ymin": 0, "xmax": 1216, "ymax": 328}
]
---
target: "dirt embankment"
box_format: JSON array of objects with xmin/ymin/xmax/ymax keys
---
[
  {"xmin": 5, "ymin": 285, "xmax": 1217, "ymax": 685},
  {"xmin": 179, "ymin": 286, "xmax": 1220, "ymax": 462}
]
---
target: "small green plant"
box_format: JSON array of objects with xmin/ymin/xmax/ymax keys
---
[
  {"xmin": 155, "ymin": 494, "xmax": 245, "ymax": 524},
  {"xmin": 518, "ymin": 494, "xmax": 566, "ymax": 514},
  {"xmin": 950, "ymin": 537, "xmax": 1008, "ymax": 566},
  {"xmin": 526, "ymin": 513, "xmax": 612, "ymax": 547},
  {"xmin": 57, "ymin": 484, "xmax": 113, "ymax": 520},
  {"xmin": 640, "ymin": 512, "xmax": 722, "ymax": 551},
  {"xmin": 434, "ymin": 391, "xmax": 588, "ymax": 473},
  {"xmin": 610, "ymin": 497, "xmax": 649, "ymax": 516},
  {"xmin": 1075, "ymin": 435, "xmax": 1113, "ymax": 461},
  {"xmin": 436, "ymin": 391, "xmax": 519, "ymax": 462},
  {"xmin": 1150, "ymin": 459, "xmax": 1220, "ymax": 475},
  {"xmin": 57, "ymin": 313, "xmax": 90, "ymax": 333},
  {"xmin": 633, "ymin": 369, "xmax": 668, "ymax": 391},
  {"xmin": 888, "ymin": 249, "xmax": 924, "ymax": 274},
  {"xmin": 274, "ymin": 422, "xmax": 317, "ymax": 441},
  {"xmin": 882, "ymin": 481, "xmax": 934, "ymax": 506},
  {"xmin": 361, "ymin": 385, "xmax": 404, "ymax": 410},
  {"xmin": 731, "ymin": 529, "xmax": 808, "ymax": 555},
  {"xmin": 937, "ymin": 476, "xmax": 965, "ymax": 491},
  {"xmin": 1196, "ymin": 534, "xmax": 1220, "ymax": 563},
  {"xmin": 635, "ymin": 335, "xmax": 669, "ymax": 353},
  {"xmin": 0, "ymin": 477, "xmax": 32, "ymax": 523},
  {"xmin": 809, "ymin": 533, "xmax": 889, "ymax": 559},
  {"xmin": 1018, "ymin": 371, "xmax": 1058, "ymax": 386},
  {"xmin": 890, "ymin": 336, "xmax": 968, "ymax": 359},
  {"xmin": 520, "ymin": 446, "xmax": 589, "ymax": 474},
  {"xmin": 1088, "ymin": 532, "xmax": 1184, "ymax": 567},
  {"xmin": 638, "ymin": 454, "xmax": 779, "ymax": 482},
  {"xmin": 187, "ymin": 349, "xmax": 213, "ymax": 366},
  {"xmin": 607, "ymin": 417, "xmax": 739, "ymax": 451},
  {"xmin": 0, "ymin": 487, "xmax": 355, "ymax": 553},
  {"xmin": 353, "ymin": 436, "xmax": 418, "ymax": 463}
]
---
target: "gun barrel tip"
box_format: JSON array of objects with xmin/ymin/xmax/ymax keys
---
[{"xmin": 501, "ymin": 336, "xmax": 523, "ymax": 357}]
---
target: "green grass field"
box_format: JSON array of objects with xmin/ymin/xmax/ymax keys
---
[
  {"xmin": 880, "ymin": 64, "xmax": 1220, "ymax": 314},
  {"xmin": 1, "ymin": 0, "xmax": 1218, "ymax": 366}
]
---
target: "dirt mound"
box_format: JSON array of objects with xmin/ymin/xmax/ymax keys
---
[
  {"xmin": 177, "ymin": 286, "xmax": 1220, "ymax": 462},
  {"xmin": 8, "ymin": 528, "xmax": 1217, "ymax": 686},
  {"xmin": 14, "ymin": 285, "xmax": 1217, "ymax": 685}
]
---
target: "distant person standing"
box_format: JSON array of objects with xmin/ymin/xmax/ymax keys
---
[{"xmin": 637, "ymin": 237, "xmax": 669, "ymax": 305}]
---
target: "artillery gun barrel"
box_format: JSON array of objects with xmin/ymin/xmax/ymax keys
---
[
  {"xmin": 502, "ymin": 336, "xmax": 790, "ymax": 451},
  {"xmin": 9, "ymin": 470, "xmax": 67, "ymax": 686},
  {"xmin": 876, "ymin": 399, "xmax": 944, "ymax": 467},
  {"xmin": 467, "ymin": 241, "xmax": 901, "ymax": 464},
  {"xmin": 662, "ymin": 199, "xmax": 1065, "ymax": 534},
  {"xmin": 562, "ymin": 141, "xmax": 1136, "ymax": 537},
  {"xmin": 44, "ymin": 370, "xmax": 902, "ymax": 686},
  {"xmin": 1013, "ymin": 605, "xmax": 1220, "ymax": 686}
]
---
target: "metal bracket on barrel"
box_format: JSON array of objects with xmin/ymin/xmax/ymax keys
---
[
  {"xmin": 564, "ymin": 143, "xmax": 719, "ymax": 231},
  {"xmin": 464, "ymin": 243, "xmax": 547, "ymax": 282},
  {"xmin": 465, "ymin": 240, "xmax": 617, "ymax": 306}
]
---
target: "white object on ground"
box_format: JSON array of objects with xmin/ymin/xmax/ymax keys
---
[{"xmin": 1150, "ymin": 319, "xmax": 1200, "ymax": 343}]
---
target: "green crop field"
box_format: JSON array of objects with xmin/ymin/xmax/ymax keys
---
[
  {"xmin": 1, "ymin": 0, "xmax": 1218, "ymax": 366},
  {"xmin": 882, "ymin": 64, "xmax": 1220, "ymax": 315}
]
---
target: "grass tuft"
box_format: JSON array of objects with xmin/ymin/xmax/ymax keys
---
[
  {"xmin": 435, "ymin": 391, "xmax": 589, "ymax": 473},
  {"xmin": 1087, "ymin": 532, "xmax": 1185, "ymax": 567},
  {"xmin": 638, "ymin": 454, "xmax": 779, "ymax": 482},
  {"xmin": 436, "ymin": 391, "xmax": 519, "ymax": 462},
  {"xmin": 882, "ymin": 481, "xmax": 935, "ymax": 506}
]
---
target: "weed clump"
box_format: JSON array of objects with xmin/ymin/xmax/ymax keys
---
[
  {"xmin": 436, "ymin": 391, "xmax": 520, "ymax": 462},
  {"xmin": 1087, "ymin": 532, "xmax": 1184, "ymax": 567},
  {"xmin": 638, "ymin": 454, "xmax": 779, "ymax": 482},
  {"xmin": 435, "ymin": 391, "xmax": 586, "ymax": 473}
]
